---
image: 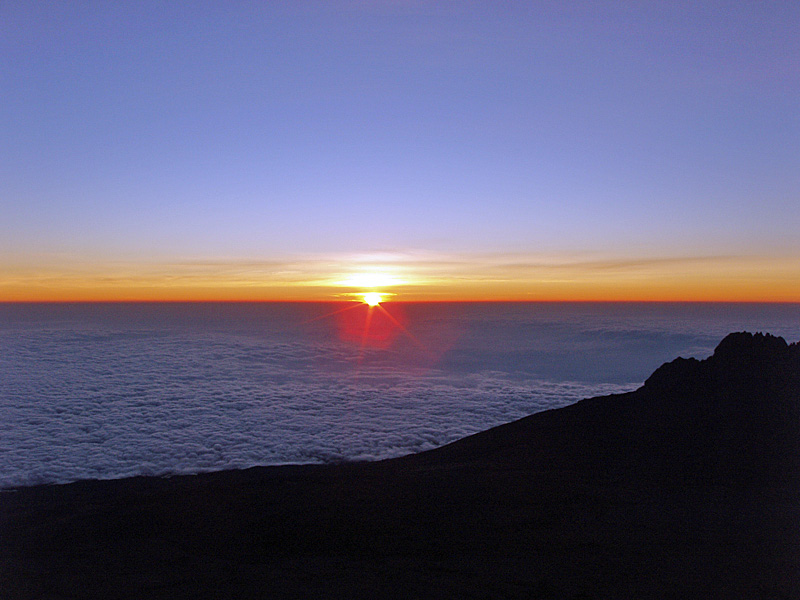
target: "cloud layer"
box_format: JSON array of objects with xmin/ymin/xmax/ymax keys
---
[{"xmin": 1, "ymin": 302, "xmax": 798, "ymax": 488}]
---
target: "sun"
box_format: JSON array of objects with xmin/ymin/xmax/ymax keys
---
[{"xmin": 363, "ymin": 292, "xmax": 382, "ymax": 306}]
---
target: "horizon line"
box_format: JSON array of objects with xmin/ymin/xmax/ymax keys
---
[{"xmin": 3, "ymin": 299, "xmax": 799, "ymax": 305}]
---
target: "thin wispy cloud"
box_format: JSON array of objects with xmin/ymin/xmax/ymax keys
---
[{"xmin": 2, "ymin": 250, "xmax": 798, "ymax": 301}]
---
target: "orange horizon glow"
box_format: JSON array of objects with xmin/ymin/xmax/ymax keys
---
[
  {"xmin": 3, "ymin": 286, "xmax": 799, "ymax": 303},
  {"xmin": 2, "ymin": 283, "xmax": 800, "ymax": 303},
  {"xmin": 2, "ymin": 253, "xmax": 798, "ymax": 303}
]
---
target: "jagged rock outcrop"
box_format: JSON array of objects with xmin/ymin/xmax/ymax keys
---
[
  {"xmin": 403, "ymin": 331, "xmax": 799, "ymax": 484},
  {"xmin": 642, "ymin": 332, "xmax": 800, "ymax": 480}
]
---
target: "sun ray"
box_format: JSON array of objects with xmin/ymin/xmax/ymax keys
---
[
  {"xmin": 376, "ymin": 304, "xmax": 432, "ymax": 357},
  {"xmin": 357, "ymin": 305, "xmax": 375, "ymax": 365},
  {"xmin": 300, "ymin": 288, "xmax": 429, "ymax": 364},
  {"xmin": 302, "ymin": 301, "xmax": 363, "ymax": 324}
]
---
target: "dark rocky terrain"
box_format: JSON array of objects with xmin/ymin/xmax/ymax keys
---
[{"xmin": 2, "ymin": 332, "xmax": 798, "ymax": 599}]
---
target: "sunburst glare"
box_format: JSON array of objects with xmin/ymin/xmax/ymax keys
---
[{"xmin": 363, "ymin": 292, "xmax": 382, "ymax": 306}]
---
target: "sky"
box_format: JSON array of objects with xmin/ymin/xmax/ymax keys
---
[{"xmin": 1, "ymin": 1, "xmax": 798, "ymax": 302}]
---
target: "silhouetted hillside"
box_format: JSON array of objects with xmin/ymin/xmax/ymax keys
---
[
  {"xmin": 1, "ymin": 332, "xmax": 798, "ymax": 599},
  {"xmin": 405, "ymin": 331, "xmax": 800, "ymax": 481}
]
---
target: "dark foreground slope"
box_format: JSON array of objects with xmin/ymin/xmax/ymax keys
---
[{"xmin": 2, "ymin": 332, "xmax": 798, "ymax": 599}]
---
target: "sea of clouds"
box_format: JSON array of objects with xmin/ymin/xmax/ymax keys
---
[{"xmin": 1, "ymin": 302, "xmax": 798, "ymax": 488}]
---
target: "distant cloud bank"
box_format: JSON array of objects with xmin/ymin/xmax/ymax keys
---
[{"xmin": 2, "ymin": 302, "xmax": 798, "ymax": 488}]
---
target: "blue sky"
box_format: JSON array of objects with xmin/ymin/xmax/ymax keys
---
[{"xmin": 1, "ymin": 1, "xmax": 798, "ymax": 300}]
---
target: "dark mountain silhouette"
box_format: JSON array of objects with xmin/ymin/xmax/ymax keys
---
[{"xmin": 2, "ymin": 332, "xmax": 798, "ymax": 599}]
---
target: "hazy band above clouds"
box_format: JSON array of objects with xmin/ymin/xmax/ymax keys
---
[{"xmin": 1, "ymin": 250, "xmax": 798, "ymax": 301}]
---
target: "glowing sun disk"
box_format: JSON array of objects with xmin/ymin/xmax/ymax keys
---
[{"xmin": 363, "ymin": 292, "xmax": 382, "ymax": 306}]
